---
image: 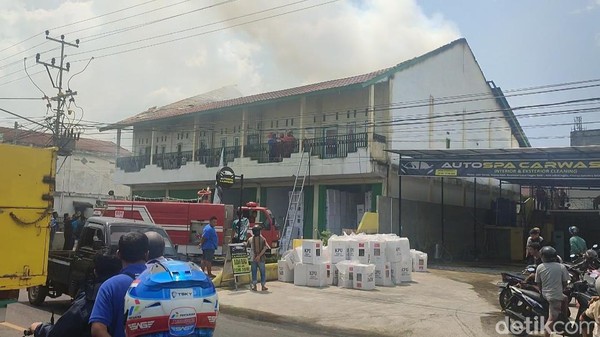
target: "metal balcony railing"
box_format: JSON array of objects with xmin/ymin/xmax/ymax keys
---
[
  {"xmin": 153, "ymin": 151, "xmax": 193, "ymax": 170},
  {"xmin": 245, "ymin": 139, "xmax": 300, "ymax": 163},
  {"xmin": 303, "ymin": 132, "xmax": 368, "ymax": 159},
  {"xmin": 116, "ymin": 155, "xmax": 150, "ymax": 172},
  {"xmin": 201, "ymin": 146, "xmax": 241, "ymax": 168},
  {"xmin": 116, "ymin": 132, "xmax": 383, "ymax": 172}
]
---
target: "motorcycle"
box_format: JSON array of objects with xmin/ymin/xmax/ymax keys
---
[
  {"xmin": 503, "ymin": 280, "xmax": 593, "ymax": 336},
  {"xmin": 498, "ymin": 265, "xmax": 536, "ymax": 310}
]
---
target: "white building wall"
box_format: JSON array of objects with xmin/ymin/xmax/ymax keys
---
[
  {"xmin": 389, "ymin": 42, "xmax": 516, "ymax": 166},
  {"xmin": 54, "ymin": 151, "xmax": 130, "ymax": 214}
]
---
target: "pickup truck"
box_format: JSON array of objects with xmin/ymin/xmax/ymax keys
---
[{"xmin": 27, "ymin": 216, "xmax": 178, "ymax": 305}]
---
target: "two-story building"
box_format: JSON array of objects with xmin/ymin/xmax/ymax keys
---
[{"xmin": 103, "ymin": 38, "xmax": 529, "ymax": 254}]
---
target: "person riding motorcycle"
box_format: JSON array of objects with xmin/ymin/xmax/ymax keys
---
[
  {"xmin": 570, "ymin": 226, "xmax": 588, "ymax": 256},
  {"xmin": 535, "ymin": 246, "xmax": 571, "ymax": 337},
  {"xmin": 28, "ymin": 254, "xmax": 121, "ymax": 337}
]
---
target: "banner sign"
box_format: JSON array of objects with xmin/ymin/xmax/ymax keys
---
[
  {"xmin": 399, "ymin": 159, "xmax": 600, "ymax": 179},
  {"xmin": 216, "ymin": 166, "xmax": 235, "ymax": 188},
  {"xmin": 229, "ymin": 243, "xmax": 250, "ymax": 275}
]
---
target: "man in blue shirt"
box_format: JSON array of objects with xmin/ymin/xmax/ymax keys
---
[
  {"xmin": 199, "ymin": 216, "xmax": 218, "ymax": 277},
  {"xmin": 90, "ymin": 232, "xmax": 148, "ymax": 337}
]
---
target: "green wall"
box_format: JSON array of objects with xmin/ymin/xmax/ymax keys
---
[
  {"xmin": 133, "ymin": 190, "xmax": 165, "ymax": 198},
  {"xmin": 303, "ymin": 186, "xmax": 314, "ymax": 239}
]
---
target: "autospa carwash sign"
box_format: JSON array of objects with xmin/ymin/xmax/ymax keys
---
[{"xmin": 399, "ymin": 159, "xmax": 600, "ymax": 179}]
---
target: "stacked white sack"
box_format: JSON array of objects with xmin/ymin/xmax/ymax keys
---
[
  {"xmin": 410, "ymin": 249, "xmax": 428, "ymax": 272},
  {"xmin": 353, "ymin": 263, "xmax": 376, "ymax": 290},
  {"xmin": 277, "ymin": 260, "xmax": 294, "ymax": 282}
]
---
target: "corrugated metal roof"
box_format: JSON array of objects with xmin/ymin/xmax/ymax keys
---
[{"xmin": 104, "ymin": 67, "xmax": 393, "ymax": 129}]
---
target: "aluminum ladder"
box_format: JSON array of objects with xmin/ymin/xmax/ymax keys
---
[{"xmin": 280, "ymin": 149, "xmax": 311, "ymax": 254}]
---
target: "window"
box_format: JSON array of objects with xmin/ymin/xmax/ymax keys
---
[
  {"xmin": 221, "ymin": 138, "xmax": 226, "ymax": 148},
  {"xmin": 286, "ymin": 119, "xmax": 289, "ymax": 127},
  {"xmin": 276, "ymin": 120, "xmax": 279, "ymax": 128},
  {"xmin": 156, "ymin": 137, "xmax": 159, "ymax": 143},
  {"xmin": 79, "ymin": 225, "xmax": 105, "ymax": 251},
  {"xmin": 161, "ymin": 146, "xmax": 166, "ymax": 154},
  {"xmin": 365, "ymin": 108, "xmax": 368, "ymax": 117},
  {"xmin": 313, "ymin": 116, "xmax": 316, "ymax": 123},
  {"xmin": 322, "ymin": 115, "xmax": 326, "ymax": 122},
  {"xmin": 155, "ymin": 145, "xmax": 158, "ymax": 154},
  {"xmin": 291, "ymin": 118, "xmax": 294, "ymax": 126},
  {"xmin": 347, "ymin": 110, "xmax": 350, "ymax": 118},
  {"xmin": 354, "ymin": 110, "xmax": 357, "ymax": 118},
  {"xmin": 234, "ymin": 137, "xmax": 239, "ymax": 147},
  {"xmin": 186, "ymin": 133, "xmax": 189, "ymax": 139},
  {"xmin": 336, "ymin": 112, "xmax": 339, "ymax": 121},
  {"xmin": 271, "ymin": 121, "xmax": 274, "ymax": 128}
]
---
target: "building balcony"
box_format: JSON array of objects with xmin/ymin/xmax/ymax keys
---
[{"xmin": 114, "ymin": 132, "xmax": 387, "ymax": 185}]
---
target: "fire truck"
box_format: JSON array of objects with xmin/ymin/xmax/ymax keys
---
[{"xmin": 95, "ymin": 200, "xmax": 280, "ymax": 257}]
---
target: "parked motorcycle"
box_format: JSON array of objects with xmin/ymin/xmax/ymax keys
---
[
  {"xmin": 503, "ymin": 280, "xmax": 593, "ymax": 336},
  {"xmin": 498, "ymin": 265, "xmax": 536, "ymax": 310}
]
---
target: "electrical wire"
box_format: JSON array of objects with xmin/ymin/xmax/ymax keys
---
[
  {"xmin": 81, "ymin": 0, "xmax": 238, "ymax": 43},
  {"xmin": 23, "ymin": 58, "xmax": 48, "ymax": 99},
  {"xmin": 64, "ymin": 0, "xmax": 194, "ymax": 36},
  {"xmin": 68, "ymin": 0, "xmax": 337, "ymax": 60},
  {"xmin": 67, "ymin": 57, "xmax": 94, "ymax": 90}
]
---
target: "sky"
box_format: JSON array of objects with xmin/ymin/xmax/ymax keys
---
[{"xmin": 0, "ymin": 0, "xmax": 599, "ymax": 148}]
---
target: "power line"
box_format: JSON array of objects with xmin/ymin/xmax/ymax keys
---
[
  {"xmin": 0, "ymin": 107, "xmax": 51, "ymax": 131},
  {"xmin": 68, "ymin": 0, "xmax": 341, "ymax": 61},
  {"xmin": 64, "ymin": 0, "xmax": 194, "ymax": 36},
  {"xmin": 0, "ymin": 97, "xmax": 45, "ymax": 100},
  {"xmin": 0, "ymin": 0, "xmax": 161, "ymax": 58},
  {"xmin": 81, "ymin": 0, "xmax": 238, "ymax": 43}
]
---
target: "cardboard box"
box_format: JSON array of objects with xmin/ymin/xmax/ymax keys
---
[
  {"xmin": 348, "ymin": 240, "xmax": 369, "ymax": 264},
  {"xmin": 368, "ymin": 240, "xmax": 386, "ymax": 264},
  {"xmin": 353, "ymin": 264, "xmax": 376, "ymax": 290},
  {"xmin": 278, "ymin": 260, "xmax": 294, "ymax": 282},
  {"xmin": 329, "ymin": 239, "xmax": 348, "ymax": 263},
  {"xmin": 285, "ymin": 247, "xmax": 301, "ymax": 270},
  {"xmin": 301, "ymin": 240, "xmax": 323, "ymax": 265},
  {"xmin": 325, "ymin": 263, "xmax": 338, "ymax": 286},
  {"xmin": 375, "ymin": 262, "xmax": 393, "ymax": 286},
  {"xmin": 336, "ymin": 262, "xmax": 355, "ymax": 288},
  {"xmin": 385, "ymin": 237, "xmax": 410, "ymax": 263},
  {"xmin": 412, "ymin": 250, "xmax": 428, "ymax": 272},
  {"xmin": 306, "ymin": 263, "xmax": 328, "ymax": 287},
  {"xmin": 294, "ymin": 263, "xmax": 308, "ymax": 286},
  {"xmin": 391, "ymin": 259, "xmax": 413, "ymax": 284}
]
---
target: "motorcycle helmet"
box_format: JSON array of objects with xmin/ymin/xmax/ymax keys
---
[
  {"xmin": 124, "ymin": 260, "xmax": 218, "ymax": 337},
  {"xmin": 540, "ymin": 246, "xmax": 558, "ymax": 263},
  {"xmin": 569, "ymin": 226, "xmax": 579, "ymax": 235},
  {"xmin": 585, "ymin": 249, "xmax": 598, "ymax": 260}
]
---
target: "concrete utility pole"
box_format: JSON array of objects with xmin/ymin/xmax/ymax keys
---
[{"xmin": 36, "ymin": 30, "xmax": 79, "ymax": 154}]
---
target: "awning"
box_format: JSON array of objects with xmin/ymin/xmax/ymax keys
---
[
  {"xmin": 73, "ymin": 201, "xmax": 94, "ymax": 209},
  {"xmin": 386, "ymin": 146, "xmax": 600, "ymax": 187}
]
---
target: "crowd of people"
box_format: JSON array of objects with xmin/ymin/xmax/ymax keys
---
[
  {"xmin": 49, "ymin": 211, "xmax": 87, "ymax": 250},
  {"xmin": 522, "ymin": 225, "xmax": 597, "ymax": 337},
  {"xmin": 267, "ymin": 131, "xmax": 296, "ymax": 162},
  {"xmin": 534, "ymin": 187, "xmax": 570, "ymax": 211}
]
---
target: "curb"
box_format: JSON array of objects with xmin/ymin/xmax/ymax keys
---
[{"xmin": 219, "ymin": 304, "xmax": 399, "ymax": 337}]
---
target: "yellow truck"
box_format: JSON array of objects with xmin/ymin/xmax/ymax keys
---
[{"xmin": 0, "ymin": 144, "xmax": 56, "ymax": 302}]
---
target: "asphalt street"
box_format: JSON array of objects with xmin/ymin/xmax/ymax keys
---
[{"xmin": 0, "ymin": 298, "xmax": 350, "ymax": 337}]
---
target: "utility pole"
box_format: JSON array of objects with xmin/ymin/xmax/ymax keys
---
[
  {"xmin": 13, "ymin": 121, "xmax": 18, "ymax": 144},
  {"xmin": 36, "ymin": 30, "xmax": 80, "ymax": 155}
]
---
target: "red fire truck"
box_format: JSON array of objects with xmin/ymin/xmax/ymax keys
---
[{"xmin": 95, "ymin": 200, "xmax": 280, "ymax": 257}]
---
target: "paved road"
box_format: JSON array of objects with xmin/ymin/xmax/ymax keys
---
[{"xmin": 0, "ymin": 299, "xmax": 347, "ymax": 337}]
